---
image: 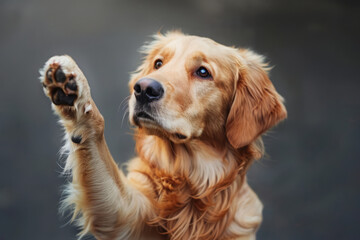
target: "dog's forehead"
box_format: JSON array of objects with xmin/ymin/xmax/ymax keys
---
[{"xmin": 162, "ymin": 35, "xmax": 230, "ymax": 60}]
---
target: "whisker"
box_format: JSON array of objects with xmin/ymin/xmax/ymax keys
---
[
  {"xmin": 121, "ymin": 108, "xmax": 129, "ymax": 127},
  {"xmin": 122, "ymin": 104, "xmax": 129, "ymax": 111},
  {"xmin": 117, "ymin": 95, "xmax": 130, "ymax": 113},
  {"xmin": 117, "ymin": 95, "xmax": 131, "ymax": 128}
]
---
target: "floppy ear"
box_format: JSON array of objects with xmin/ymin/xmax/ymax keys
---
[{"xmin": 226, "ymin": 49, "xmax": 287, "ymax": 148}]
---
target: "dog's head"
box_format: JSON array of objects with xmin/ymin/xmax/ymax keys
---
[{"xmin": 129, "ymin": 32, "xmax": 287, "ymax": 148}]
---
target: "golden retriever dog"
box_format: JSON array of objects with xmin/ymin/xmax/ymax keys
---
[{"xmin": 40, "ymin": 31, "xmax": 286, "ymax": 240}]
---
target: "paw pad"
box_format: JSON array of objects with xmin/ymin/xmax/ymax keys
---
[{"xmin": 42, "ymin": 64, "xmax": 78, "ymax": 106}]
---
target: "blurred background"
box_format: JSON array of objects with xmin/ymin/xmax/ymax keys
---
[{"xmin": 0, "ymin": 0, "xmax": 359, "ymax": 239}]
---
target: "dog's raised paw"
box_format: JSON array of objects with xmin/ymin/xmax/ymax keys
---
[{"xmin": 40, "ymin": 56, "xmax": 85, "ymax": 106}]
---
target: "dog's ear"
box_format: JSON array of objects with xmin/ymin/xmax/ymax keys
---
[{"xmin": 226, "ymin": 49, "xmax": 287, "ymax": 149}]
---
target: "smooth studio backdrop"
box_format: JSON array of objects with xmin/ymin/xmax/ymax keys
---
[{"xmin": 0, "ymin": 0, "xmax": 359, "ymax": 239}]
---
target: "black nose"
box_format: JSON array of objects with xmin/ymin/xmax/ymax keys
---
[{"xmin": 133, "ymin": 78, "xmax": 164, "ymax": 103}]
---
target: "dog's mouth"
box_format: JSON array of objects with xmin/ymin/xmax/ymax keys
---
[
  {"xmin": 174, "ymin": 133, "xmax": 187, "ymax": 140},
  {"xmin": 132, "ymin": 110, "xmax": 189, "ymax": 142},
  {"xmin": 136, "ymin": 111, "xmax": 154, "ymax": 121},
  {"xmin": 133, "ymin": 111, "xmax": 156, "ymax": 126}
]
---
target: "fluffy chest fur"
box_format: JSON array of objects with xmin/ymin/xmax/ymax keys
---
[{"xmin": 128, "ymin": 134, "xmax": 257, "ymax": 240}]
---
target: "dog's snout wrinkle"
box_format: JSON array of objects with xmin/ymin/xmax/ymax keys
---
[{"xmin": 134, "ymin": 78, "xmax": 164, "ymax": 103}]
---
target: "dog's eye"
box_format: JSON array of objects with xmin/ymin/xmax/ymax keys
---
[
  {"xmin": 196, "ymin": 67, "xmax": 211, "ymax": 79},
  {"xmin": 154, "ymin": 59, "xmax": 163, "ymax": 69}
]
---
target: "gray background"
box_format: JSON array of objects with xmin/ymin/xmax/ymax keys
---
[{"xmin": 0, "ymin": 0, "xmax": 359, "ymax": 239}]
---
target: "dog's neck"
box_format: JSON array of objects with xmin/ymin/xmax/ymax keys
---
[
  {"xmin": 135, "ymin": 133, "xmax": 243, "ymax": 182},
  {"xmin": 135, "ymin": 131, "xmax": 256, "ymax": 175},
  {"xmin": 133, "ymin": 131, "xmax": 260, "ymax": 239}
]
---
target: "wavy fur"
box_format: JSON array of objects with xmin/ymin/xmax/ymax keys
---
[{"xmin": 41, "ymin": 32, "xmax": 286, "ymax": 240}]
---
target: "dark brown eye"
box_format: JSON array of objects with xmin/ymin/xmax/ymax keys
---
[
  {"xmin": 154, "ymin": 59, "xmax": 163, "ymax": 69},
  {"xmin": 196, "ymin": 66, "xmax": 211, "ymax": 79}
]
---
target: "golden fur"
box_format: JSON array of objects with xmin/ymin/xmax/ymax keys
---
[{"xmin": 40, "ymin": 31, "xmax": 286, "ymax": 240}]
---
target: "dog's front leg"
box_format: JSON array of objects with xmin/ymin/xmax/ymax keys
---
[{"xmin": 40, "ymin": 56, "xmax": 153, "ymax": 240}]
